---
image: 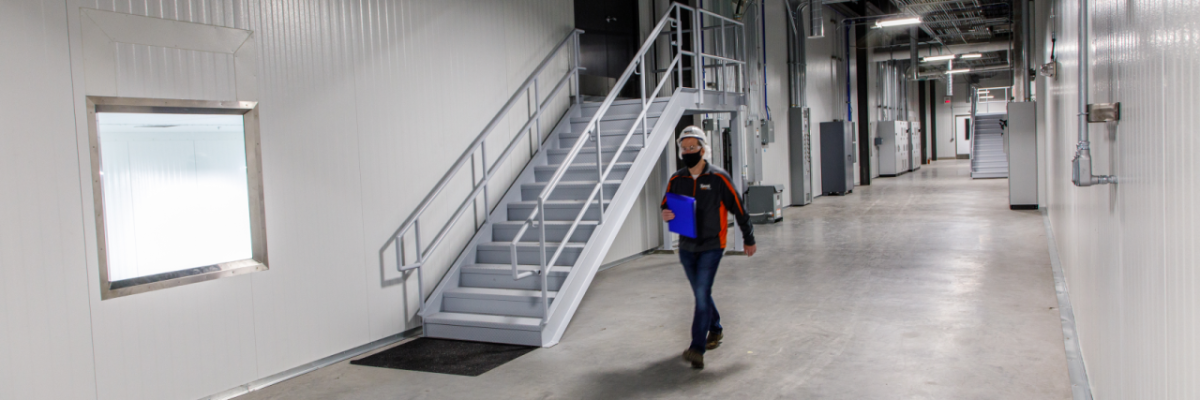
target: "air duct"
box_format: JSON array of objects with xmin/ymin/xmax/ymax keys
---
[{"xmin": 809, "ymin": 0, "xmax": 824, "ymax": 38}]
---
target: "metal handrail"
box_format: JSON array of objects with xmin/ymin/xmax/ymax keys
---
[
  {"xmin": 511, "ymin": 3, "xmax": 748, "ymax": 325},
  {"xmin": 381, "ymin": 29, "xmax": 585, "ymax": 316}
]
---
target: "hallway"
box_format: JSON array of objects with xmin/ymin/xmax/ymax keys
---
[{"xmin": 241, "ymin": 160, "xmax": 1071, "ymax": 399}]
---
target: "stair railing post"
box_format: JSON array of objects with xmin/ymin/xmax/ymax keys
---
[
  {"xmin": 538, "ymin": 198, "xmax": 546, "ymax": 270},
  {"xmin": 395, "ymin": 234, "xmax": 404, "ymax": 272},
  {"xmin": 593, "ymin": 123, "xmax": 606, "ymax": 221},
  {"xmin": 481, "ymin": 143, "xmax": 489, "ymax": 213},
  {"xmin": 639, "ymin": 56, "xmax": 648, "ymax": 144},
  {"xmin": 674, "ymin": 6, "xmax": 683, "ymax": 92},
  {"xmin": 695, "ymin": 9, "xmax": 703, "ymax": 103},
  {"xmin": 534, "ymin": 78, "xmax": 542, "ymax": 148},
  {"xmin": 573, "ymin": 31, "xmax": 582, "ymax": 109},
  {"xmin": 414, "ymin": 220, "xmax": 422, "ymax": 263}
]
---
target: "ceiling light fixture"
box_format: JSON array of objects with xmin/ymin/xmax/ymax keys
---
[
  {"xmin": 922, "ymin": 55, "xmax": 957, "ymax": 62},
  {"xmin": 875, "ymin": 17, "xmax": 921, "ymax": 28},
  {"xmin": 946, "ymin": 69, "xmax": 972, "ymax": 74},
  {"xmin": 960, "ymin": 53, "xmax": 983, "ymax": 59}
]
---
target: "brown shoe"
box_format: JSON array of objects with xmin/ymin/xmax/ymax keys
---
[
  {"xmin": 682, "ymin": 348, "xmax": 704, "ymax": 369},
  {"xmin": 706, "ymin": 331, "xmax": 723, "ymax": 350}
]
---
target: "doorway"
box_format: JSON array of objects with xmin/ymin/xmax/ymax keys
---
[
  {"xmin": 575, "ymin": 0, "xmax": 640, "ymax": 99},
  {"xmin": 954, "ymin": 115, "xmax": 972, "ymax": 158}
]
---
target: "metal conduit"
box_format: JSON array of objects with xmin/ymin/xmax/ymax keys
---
[{"xmin": 1071, "ymin": 0, "xmax": 1114, "ymax": 186}]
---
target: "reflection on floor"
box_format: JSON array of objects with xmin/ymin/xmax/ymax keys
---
[{"xmin": 239, "ymin": 160, "xmax": 1071, "ymax": 400}]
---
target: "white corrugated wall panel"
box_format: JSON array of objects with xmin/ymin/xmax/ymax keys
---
[
  {"xmin": 0, "ymin": 0, "xmax": 578, "ymax": 398},
  {"xmin": 1041, "ymin": 0, "xmax": 1200, "ymax": 397},
  {"xmin": 0, "ymin": 1, "xmax": 99, "ymax": 399}
]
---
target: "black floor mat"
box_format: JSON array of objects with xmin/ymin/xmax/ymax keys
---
[{"xmin": 350, "ymin": 338, "xmax": 537, "ymax": 377}]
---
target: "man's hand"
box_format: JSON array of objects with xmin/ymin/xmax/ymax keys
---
[
  {"xmin": 744, "ymin": 244, "xmax": 757, "ymax": 257},
  {"xmin": 662, "ymin": 209, "xmax": 675, "ymax": 221}
]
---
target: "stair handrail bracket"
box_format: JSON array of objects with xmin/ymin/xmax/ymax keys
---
[
  {"xmin": 512, "ymin": 3, "xmax": 749, "ymax": 325},
  {"xmin": 381, "ymin": 29, "xmax": 585, "ymax": 318}
]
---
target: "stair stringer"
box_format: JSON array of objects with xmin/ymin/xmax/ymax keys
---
[
  {"xmin": 418, "ymin": 102, "xmax": 582, "ymax": 319},
  {"xmin": 540, "ymin": 89, "xmax": 742, "ymax": 347}
]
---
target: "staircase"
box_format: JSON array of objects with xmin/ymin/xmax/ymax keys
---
[
  {"xmin": 971, "ymin": 112, "xmax": 1008, "ymax": 179},
  {"xmin": 384, "ymin": 4, "xmax": 748, "ymax": 347}
]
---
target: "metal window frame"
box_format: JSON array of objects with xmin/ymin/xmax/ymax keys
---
[{"xmin": 86, "ymin": 96, "xmax": 268, "ymax": 300}]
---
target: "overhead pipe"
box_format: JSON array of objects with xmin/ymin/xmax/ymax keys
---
[
  {"xmin": 1072, "ymin": 0, "xmax": 1115, "ymax": 186},
  {"xmin": 1021, "ymin": 0, "xmax": 1031, "ymax": 101},
  {"xmin": 785, "ymin": 0, "xmax": 808, "ymax": 107}
]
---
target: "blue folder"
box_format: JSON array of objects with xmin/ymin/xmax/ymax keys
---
[{"xmin": 665, "ymin": 193, "xmax": 697, "ymax": 238}]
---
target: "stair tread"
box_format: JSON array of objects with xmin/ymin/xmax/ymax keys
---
[
  {"xmin": 571, "ymin": 113, "xmax": 661, "ymax": 123},
  {"xmin": 479, "ymin": 242, "xmax": 587, "ymax": 249},
  {"xmin": 523, "ymin": 180, "xmax": 623, "ymax": 186},
  {"xmin": 581, "ymin": 97, "xmax": 671, "ymax": 107},
  {"xmin": 445, "ymin": 286, "xmax": 558, "ymax": 299},
  {"xmin": 536, "ymin": 162, "xmax": 633, "ymax": 170},
  {"xmin": 561, "ymin": 130, "xmax": 649, "ymax": 137},
  {"xmin": 546, "ymin": 145, "xmax": 643, "ymax": 154},
  {"xmin": 493, "ymin": 220, "xmax": 600, "ymax": 226},
  {"xmin": 462, "ymin": 264, "xmax": 572, "ymax": 275},
  {"xmin": 509, "ymin": 199, "xmax": 611, "ymax": 206},
  {"xmin": 424, "ymin": 311, "xmax": 543, "ymax": 331}
]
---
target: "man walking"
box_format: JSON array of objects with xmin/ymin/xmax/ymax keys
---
[{"xmin": 661, "ymin": 126, "xmax": 757, "ymax": 369}]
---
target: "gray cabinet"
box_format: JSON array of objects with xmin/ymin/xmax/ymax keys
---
[{"xmin": 820, "ymin": 121, "xmax": 855, "ymax": 195}]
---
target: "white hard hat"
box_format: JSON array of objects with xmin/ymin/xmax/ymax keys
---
[
  {"xmin": 677, "ymin": 126, "xmax": 707, "ymax": 146},
  {"xmin": 676, "ymin": 125, "xmax": 712, "ymax": 161}
]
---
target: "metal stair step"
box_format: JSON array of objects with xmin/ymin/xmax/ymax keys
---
[
  {"xmin": 521, "ymin": 180, "xmax": 623, "ymax": 201},
  {"xmin": 579, "ymin": 99, "xmax": 669, "ymax": 118},
  {"xmin": 476, "ymin": 242, "xmax": 585, "ymax": 266},
  {"xmin": 571, "ymin": 115, "xmax": 660, "ymax": 132},
  {"xmin": 443, "ymin": 286, "xmax": 558, "ymax": 318},
  {"xmin": 460, "ymin": 264, "xmax": 571, "ymax": 291},
  {"xmin": 559, "ymin": 131, "xmax": 647, "ymax": 149},
  {"xmin": 424, "ymin": 311, "xmax": 543, "ymax": 332},
  {"xmin": 507, "ymin": 199, "xmax": 611, "ymax": 221},
  {"xmin": 547, "ymin": 146, "xmax": 641, "ymax": 164},
  {"xmin": 492, "ymin": 220, "xmax": 598, "ymax": 243},
  {"xmin": 535, "ymin": 162, "xmax": 633, "ymax": 182}
]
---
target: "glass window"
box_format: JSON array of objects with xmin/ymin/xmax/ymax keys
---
[{"xmin": 88, "ymin": 98, "xmax": 266, "ymax": 299}]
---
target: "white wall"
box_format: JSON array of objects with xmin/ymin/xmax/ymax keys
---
[
  {"xmin": 756, "ymin": 1, "xmax": 848, "ymax": 199},
  {"xmin": 1040, "ymin": 0, "xmax": 1200, "ymax": 398},
  {"xmin": 0, "ymin": 1, "xmax": 99, "ymax": 399},
  {"xmin": 0, "ymin": 1, "xmax": 573, "ymax": 399}
]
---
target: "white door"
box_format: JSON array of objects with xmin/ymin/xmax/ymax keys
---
[{"xmin": 954, "ymin": 115, "xmax": 972, "ymax": 156}]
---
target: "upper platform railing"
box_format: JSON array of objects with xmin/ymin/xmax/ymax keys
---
[{"xmin": 510, "ymin": 3, "xmax": 749, "ymax": 325}]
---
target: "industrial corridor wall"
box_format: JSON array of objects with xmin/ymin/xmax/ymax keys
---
[
  {"xmin": 0, "ymin": 1, "xmax": 573, "ymax": 399},
  {"xmin": 1039, "ymin": 0, "xmax": 1200, "ymax": 398}
]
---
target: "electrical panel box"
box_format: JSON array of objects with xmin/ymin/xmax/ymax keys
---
[
  {"xmin": 909, "ymin": 121, "xmax": 922, "ymax": 171},
  {"xmin": 878, "ymin": 121, "xmax": 910, "ymax": 177},
  {"xmin": 820, "ymin": 121, "xmax": 854, "ymax": 195},
  {"xmin": 1007, "ymin": 102, "xmax": 1038, "ymax": 209},
  {"xmin": 787, "ymin": 108, "xmax": 813, "ymax": 206},
  {"xmin": 760, "ymin": 119, "xmax": 775, "ymax": 145}
]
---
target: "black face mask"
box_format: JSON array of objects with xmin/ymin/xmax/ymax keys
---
[{"xmin": 682, "ymin": 152, "xmax": 703, "ymax": 168}]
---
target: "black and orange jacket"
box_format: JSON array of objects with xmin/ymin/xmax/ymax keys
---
[{"xmin": 660, "ymin": 162, "xmax": 755, "ymax": 252}]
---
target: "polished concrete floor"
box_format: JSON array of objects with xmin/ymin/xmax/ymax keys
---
[{"xmin": 240, "ymin": 160, "xmax": 1072, "ymax": 400}]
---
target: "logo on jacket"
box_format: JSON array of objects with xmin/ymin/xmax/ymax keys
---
[{"xmin": 699, "ymin": 183, "xmax": 712, "ymax": 190}]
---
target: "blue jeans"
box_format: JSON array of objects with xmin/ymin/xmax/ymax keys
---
[{"xmin": 678, "ymin": 248, "xmax": 724, "ymax": 353}]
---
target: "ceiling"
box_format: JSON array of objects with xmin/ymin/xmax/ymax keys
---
[{"xmin": 827, "ymin": 0, "xmax": 1017, "ymax": 76}]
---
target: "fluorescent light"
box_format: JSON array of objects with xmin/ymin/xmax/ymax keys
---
[
  {"xmin": 960, "ymin": 53, "xmax": 983, "ymax": 59},
  {"xmin": 875, "ymin": 17, "xmax": 921, "ymax": 28},
  {"xmin": 922, "ymin": 55, "xmax": 956, "ymax": 62},
  {"xmin": 946, "ymin": 68, "xmax": 972, "ymax": 74}
]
